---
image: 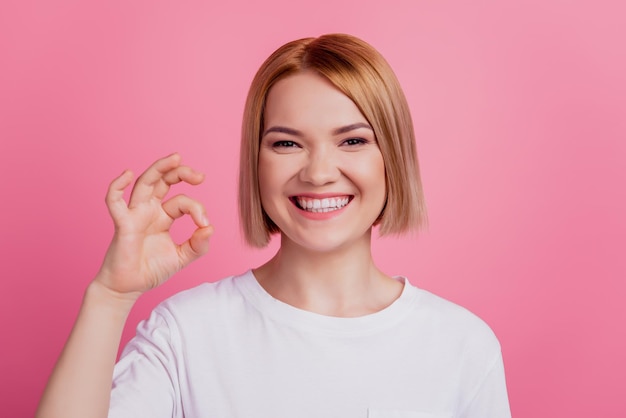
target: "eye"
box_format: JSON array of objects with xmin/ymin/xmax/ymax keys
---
[
  {"xmin": 269, "ymin": 140, "xmax": 302, "ymax": 153},
  {"xmin": 272, "ymin": 140, "xmax": 299, "ymax": 148},
  {"xmin": 342, "ymin": 137, "xmax": 368, "ymax": 146}
]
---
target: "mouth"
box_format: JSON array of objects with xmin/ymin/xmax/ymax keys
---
[{"xmin": 290, "ymin": 195, "xmax": 353, "ymax": 213}]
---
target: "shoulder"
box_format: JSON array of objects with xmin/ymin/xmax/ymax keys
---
[
  {"xmin": 405, "ymin": 281, "xmax": 502, "ymax": 354},
  {"xmin": 402, "ymin": 282, "xmax": 505, "ymax": 394},
  {"xmin": 152, "ymin": 270, "xmax": 256, "ymax": 322},
  {"xmin": 119, "ymin": 271, "xmax": 259, "ymax": 362}
]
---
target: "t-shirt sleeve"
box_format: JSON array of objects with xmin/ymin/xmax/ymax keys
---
[
  {"xmin": 108, "ymin": 307, "xmax": 181, "ymax": 418},
  {"xmin": 459, "ymin": 352, "xmax": 511, "ymax": 418}
]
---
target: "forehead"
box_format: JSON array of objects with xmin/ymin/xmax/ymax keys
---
[{"xmin": 264, "ymin": 71, "xmax": 368, "ymax": 131}]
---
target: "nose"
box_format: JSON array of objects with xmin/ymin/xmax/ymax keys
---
[{"xmin": 298, "ymin": 149, "xmax": 339, "ymax": 186}]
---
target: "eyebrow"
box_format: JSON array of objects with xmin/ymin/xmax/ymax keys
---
[
  {"xmin": 332, "ymin": 123, "xmax": 373, "ymax": 135},
  {"xmin": 262, "ymin": 122, "xmax": 373, "ymax": 138}
]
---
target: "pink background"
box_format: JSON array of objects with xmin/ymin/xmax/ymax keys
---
[{"xmin": 1, "ymin": 0, "xmax": 624, "ymax": 416}]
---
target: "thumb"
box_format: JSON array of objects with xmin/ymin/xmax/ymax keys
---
[{"xmin": 178, "ymin": 225, "xmax": 214, "ymax": 267}]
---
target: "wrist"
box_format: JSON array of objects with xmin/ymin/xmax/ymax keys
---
[{"xmin": 84, "ymin": 278, "xmax": 141, "ymax": 313}]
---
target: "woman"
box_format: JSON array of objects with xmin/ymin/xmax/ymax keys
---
[{"xmin": 37, "ymin": 34, "xmax": 511, "ymax": 417}]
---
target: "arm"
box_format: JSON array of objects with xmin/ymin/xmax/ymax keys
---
[{"xmin": 36, "ymin": 153, "xmax": 214, "ymax": 418}]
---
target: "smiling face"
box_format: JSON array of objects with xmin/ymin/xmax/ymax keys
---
[{"xmin": 258, "ymin": 71, "xmax": 387, "ymax": 253}]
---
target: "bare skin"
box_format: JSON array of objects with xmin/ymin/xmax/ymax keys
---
[
  {"xmin": 36, "ymin": 150, "xmax": 401, "ymax": 418},
  {"xmin": 36, "ymin": 153, "xmax": 214, "ymax": 418},
  {"xmin": 37, "ymin": 72, "xmax": 404, "ymax": 417},
  {"xmin": 254, "ymin": 71, "xmax": 403, "ymax": 317},
  {"xmin": 254, "ymin": 232, "xmax": 403, "ymax": 318}
]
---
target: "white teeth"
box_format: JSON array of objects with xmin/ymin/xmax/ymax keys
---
[{"xmin": 296, "ymin": 196, "xmax": 350, "ymax": 213}]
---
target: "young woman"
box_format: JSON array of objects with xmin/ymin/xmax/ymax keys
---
[{"xmin": 37, "ymin": 34, "xmax": 511, "ymax": 417}]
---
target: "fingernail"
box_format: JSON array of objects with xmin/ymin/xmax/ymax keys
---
[{"xmin": 202, "ymin": 215, "xmax": 210, "ymax": 227}]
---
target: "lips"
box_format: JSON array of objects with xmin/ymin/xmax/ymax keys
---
[{"xmin": 291, "ymin": 195, "xmax": 352, "ymax": 213}]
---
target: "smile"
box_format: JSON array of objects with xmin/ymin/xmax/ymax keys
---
[{"xmin": 292, "ymin": 196, "xmax": 352, "ymax": 213}]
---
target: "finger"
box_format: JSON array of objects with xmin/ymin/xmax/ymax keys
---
[
  {"xmin": 178, "ymin": 224, "xmax": 214, "ymax": 267},
  {"xmin": 105, "ymin": 170, "xmax": 133, "ymax": 221},
  {"xmin": 128, "ymin": 153, "xmax": 182, "ymax": 205},
  {"xmin": 161, "ymin": 194, "xmax": 210, "ymax": 227},
  {"xmin": 152, "ymin": 165, "xmax": 205, "ymax": 201}
]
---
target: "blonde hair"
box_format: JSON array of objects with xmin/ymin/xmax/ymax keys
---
[{"xmin": 239, "ymin": 33, "xmax": 427, "ymax": 247}]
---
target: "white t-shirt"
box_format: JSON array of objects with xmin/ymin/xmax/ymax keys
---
[{"xmin": 109, "ymin": 270, "xmax": 511, "ymax": 418}]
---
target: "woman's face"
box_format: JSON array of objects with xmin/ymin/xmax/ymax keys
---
[{"xmin": 258, "ymin": 71, "xmax": 386, "ymax": 253}]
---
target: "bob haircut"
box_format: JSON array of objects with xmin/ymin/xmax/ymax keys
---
[{"xmin": 239, "ymin": 33, "xmax": 427, "ymax": 248}]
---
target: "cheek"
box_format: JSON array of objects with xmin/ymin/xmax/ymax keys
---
[
  {"xmin": 355, "ymin": 153, "xmax": 386, "ymax": 194},
  {"xmin": 257, "ymin": 160, "xmax": 274, "ymax": 204},
  {"xmin": 373, "ymin": 162, "xmax": 388, "ymax": 200},
  {"xmin": 370, "ymin": 158, "xmax": 388, "ymax": 212},
  {"xmin": 257, "ymin": 153, "xmax": 287, "ymax": 206}
]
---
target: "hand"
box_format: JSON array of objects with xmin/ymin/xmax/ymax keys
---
[{"xmin": 95, "ymin": 153, "xmax": 214, "ymax": 298}]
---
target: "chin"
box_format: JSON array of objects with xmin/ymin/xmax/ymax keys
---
[{"xmin": 282, "ymin": 229, "xmax": 371, "ymax": 254}]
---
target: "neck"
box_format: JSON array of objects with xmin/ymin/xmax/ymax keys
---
[{"xmin": 253, "ymin": 232, "xmax": 402, "ymax": 317}]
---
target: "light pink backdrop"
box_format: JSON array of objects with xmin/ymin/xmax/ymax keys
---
[{"xmin": 1, "ymin": 0, "xmax": 624, "ymax": 416}]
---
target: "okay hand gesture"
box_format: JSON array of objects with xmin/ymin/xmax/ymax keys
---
[{"xmin": 95, "ymin": 153, "xmax": 214, "ymax": 297}]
